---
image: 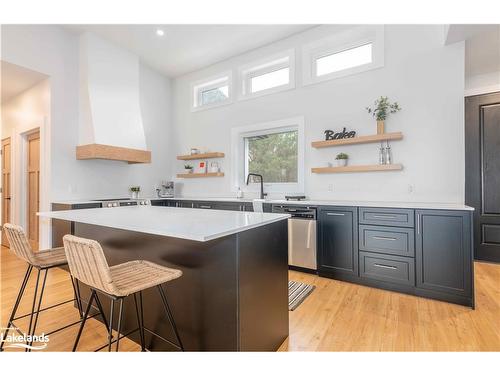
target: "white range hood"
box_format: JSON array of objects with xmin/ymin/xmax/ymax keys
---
[{"xmin": 77, "ymin": 32, "xmax": 151, "ymax": 163}]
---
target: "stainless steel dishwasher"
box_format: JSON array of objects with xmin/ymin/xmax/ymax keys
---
[{"xmin": 272, "ymin": 205, "xmax": 317, "ymax": 271}]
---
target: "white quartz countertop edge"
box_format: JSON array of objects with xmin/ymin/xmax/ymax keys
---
[{"xmin": 39, "ymin": 206, "xmax": 291, "ymax": 242}]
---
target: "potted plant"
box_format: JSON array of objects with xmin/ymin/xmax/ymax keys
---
[
  {"xmin": 130, "ymin": 186, "xmax": 141, "ymax": 199},
  {"xmin": 184, "ymin": 164, "xmax": 194, "ymax": 174},
  {"xmin": 335, "ymin": 153, "xmax": 349, "ymax": 167},
  {"xmin": 366, "ymin": 96, "xmax": 401, "ymax": 134}
]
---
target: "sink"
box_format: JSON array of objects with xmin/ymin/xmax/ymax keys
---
[{"xmin": 252, "ymin": 199, "xmax": 266, "ymax": 213}]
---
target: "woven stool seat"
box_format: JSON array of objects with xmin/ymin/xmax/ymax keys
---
[
  {"xmin": 109, "ymin": 260, "xmax": 182, "ymax": 297},
  {"xmin": 31, "ymin": 247, "xmax": 67, "ymax": 268}
]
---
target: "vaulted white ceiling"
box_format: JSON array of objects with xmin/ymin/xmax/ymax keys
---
[
  {"xmin": 1, "ymin": 61, "xmax": 48, "ymax": 103},
  {"xmin": 65, "ymin": 25, "xmax": 316, "ymax": 77}
]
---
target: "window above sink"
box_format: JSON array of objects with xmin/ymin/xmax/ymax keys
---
[{"xmin": 231, "ymin": 116, "xmax": 305, "ymax": 195}]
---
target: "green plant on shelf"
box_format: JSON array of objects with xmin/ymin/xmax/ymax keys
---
[
  {"xmin": 366, "ymin": 96, "xmax": 401, "ymax": 121},
  {"xmin": 129, "ymin": 186, "xmax": 141, "ymax": 193},
  {"xmin": 184, "ymin": 164, "xmax": 194, "ymax": 170},
  {"xmin": 335, "ymin": 153, "xmax": 349, "ymax": 160}
]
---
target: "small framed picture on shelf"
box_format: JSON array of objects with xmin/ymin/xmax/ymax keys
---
[{"xmin": 195, "ymin": 160, "xmax": 207, "ymax": 174}]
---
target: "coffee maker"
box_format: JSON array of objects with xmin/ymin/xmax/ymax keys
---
[{"xmin": 156, "ymin": 181, "xmax": 175, "ymax": 198}]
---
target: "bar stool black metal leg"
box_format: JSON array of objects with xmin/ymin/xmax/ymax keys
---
[
  {"xmin": 93, "ymin": 292, "xmax": 109, "ymax": 333},
  {"xmin": 115, "ymin": 299, "xmax": 124, "ymax": 352},
  {"xmin": 133, "ymin": 293, "xmax": 145, "ymax": 351},
  {"xmin": 0, "ymin": 265, "xmax": 32, "ymax": 351},
  {"xmin": 25, "ymin": 268, "xmax": 42, "ymax": 352},
  {"xmin": 157, "ymin": 285, "xmax": 184, "ymax": 351},
  {"xmin": 72, "ymin": 289, "xmax": 96, "ymax": 352},
  {"xmin": 27, "ymin": 268, "xmax": 49, "ymax": 352},
  {"xmin": 107, "ymin": 299, "xmax": 115, "ymax": 352},
  {"xmin": 70, "ymin": 275, "xmax": 83, "ymax": 318}
]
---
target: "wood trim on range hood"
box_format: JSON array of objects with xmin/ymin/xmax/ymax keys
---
[{"xmin": 76, "ymin": 144, "xmax": 151, "ymax": 164}]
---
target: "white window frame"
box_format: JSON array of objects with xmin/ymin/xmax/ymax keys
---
[
  {"xmin": 238, "ymin": 49, "xmax": 295, "ymax": 101},
  {"xmin": 302, "ymin": 25, "xmax": 384, "ymax": 86},
  {"xmin": 190, "ymin": 71, "xmax": 233, "ymax": 112},
  {"xmin": 231, "ymin": 116, "xmax": 305, "ymax": 195}
]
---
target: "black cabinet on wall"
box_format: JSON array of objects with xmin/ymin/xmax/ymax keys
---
[
  {"xmin": 415, "ymin": 209, "xmax": 474, "ymax": 306},
  {"xmin": 317, "ymin": 206, "xmax": 358, "ymax": 280}
]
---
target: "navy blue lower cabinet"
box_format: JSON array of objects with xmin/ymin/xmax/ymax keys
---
[
  {"xmin": 318, "ymin": 207, "xmax": 359, "ymax": 280},
  {"xmin": 359, "ymin": 251, "xmax": 415, "ymax": 286},
  {"xmin": 415, "ymin": 210, "xmax": 474, "ymax": 307}
]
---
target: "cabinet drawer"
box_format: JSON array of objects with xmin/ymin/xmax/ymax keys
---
[
  {"xmin": 359, "ymin": 251, "xmax": 415, "ymax": 286},
  {"xmin": 359, "ymin": 225, "xmax": 415, "ymax": 257},
  {"xmin": 359, "ymin": 207, "xmax": 414, "ymax": 227}
]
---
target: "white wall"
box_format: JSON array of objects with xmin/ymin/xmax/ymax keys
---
[
  {"xmin": 465, "ymin": 71, "xmax": 500, "ymax": 97},
  {"xmin": 1, "ymin": 25, "xmax": 174, "ymax": 203},
  {"xmin": 2, "ymin": 79, "xmax": 50, "ymax": 138},
  {"xmin": 464, "ymin": 25, "xmax": 500, "ymax": 97},
  {"xmin": 172, "ymin": 25, "xmax": 466, "ymax": 203}
]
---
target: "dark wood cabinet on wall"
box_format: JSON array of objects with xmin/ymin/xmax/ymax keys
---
[{"xmin": 317, "ymin": 206, "xmax": 358, "ymax": 281}]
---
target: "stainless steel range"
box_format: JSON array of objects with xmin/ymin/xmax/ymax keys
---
[{"xmin": 93, "ymin": 198, "xmax": 150, "ymax": 208}]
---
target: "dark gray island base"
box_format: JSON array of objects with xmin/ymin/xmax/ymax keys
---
[{"xmin": 73, "ymin": 220, "xmax": 288, "ymax": 351}]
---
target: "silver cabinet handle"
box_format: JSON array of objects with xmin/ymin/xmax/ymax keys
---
[
  {"xmin": 199, "ymin": 205, "xmax": 211, "ymax": 209},
  {"xmin": 373, "ymin": 236, "xmax": 397, "ymax": 241},
  {"xmin": 373, "ymin": 214, "xmax": 397, "ymax": 219},
  {"xmin": 327, "ymin": 212, "xmax": 345, "ymax": 216},
  {"xmin": 417, "ymin": 213, "xmax": 420, "ymax": 234},
  {"xmin": 374, "ymin": 263, "xmax": 397, "ymax": 270}
]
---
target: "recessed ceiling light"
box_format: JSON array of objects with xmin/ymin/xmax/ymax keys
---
[{"xmin": 156, "ymin": 29, "xmax": 164, "ymax": 36}]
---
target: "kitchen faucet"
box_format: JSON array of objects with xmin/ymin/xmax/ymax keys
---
[{"xmin": 246, "ymin": 173, "xmax": 267, "ymax": 199}]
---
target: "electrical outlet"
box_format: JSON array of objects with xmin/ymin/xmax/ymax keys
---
[
  {"xmin": 327, "ymin": 184, "xmax": 334, "ymax": 192},
  {"xmin": 408, "ymin": 184, "xmax": 415, "ymax": 193}
]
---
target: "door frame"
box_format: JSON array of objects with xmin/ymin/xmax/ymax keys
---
[
  {"xmin": 9, "ymin": 117, "xmax": 51, "ymax": 250},
  {"xmin": 1, "ymin": 137, "xmax": 12, "ymax": 247},
  {"xmin": 25, "ymin": 129, "xmax": 41, "ymax": 248}
]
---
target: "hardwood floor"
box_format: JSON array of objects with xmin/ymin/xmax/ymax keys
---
[{"xmin": 1, "ymin": 245, "xmax": 499, "ymax": 351}]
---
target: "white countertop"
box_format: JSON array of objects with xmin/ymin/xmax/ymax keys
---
[
  {"xmin": 52, "ymin": 197, "xmax": 474, "ymax": 211},
  {"xmin": 39, "ymin": 206, "xmax": 290, "ymax": 242}
]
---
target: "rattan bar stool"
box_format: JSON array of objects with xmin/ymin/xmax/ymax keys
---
[
  {"xmin": 0, "ymin": 223, "xmax": 109, "ymax": 352},
  {"xmin": 63, "ymin": 234, "xmax": 184, "ymax": 352}
]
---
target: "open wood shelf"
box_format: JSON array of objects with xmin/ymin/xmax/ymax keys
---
[
  {"xmin": 176, "ymin": 172, "xmax": 225, "ymax": 178},
  {"xmin": 311, "ymin": 164, "xmax": 403, "ymax": 174},
  {"xmin": 177, "ymin": 152, "xmax": 225, "ymax": 160},
  {"xmin": 312, "ymin": 132, "xmax": 403, "ymax": 148}
]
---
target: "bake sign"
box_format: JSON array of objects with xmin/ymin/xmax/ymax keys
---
[{"xmin": 324, "ymin": 127, "xmax": 356, "ymax": 141}]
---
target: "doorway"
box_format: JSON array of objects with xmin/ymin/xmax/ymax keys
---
[
  {"xmin": 1, "ymin": 61, "xmax": 50, "ymax": 250},
  {"xmin": 26, "ymin": 129, "xmax": 40, "ymax": 250},
  {"xmin": 465, "ymin": 91, "xmax": 500, "ymax": 263},
  {"xmin": 1, "ymin": 138, "xmax": 12, "ymax": 247}
]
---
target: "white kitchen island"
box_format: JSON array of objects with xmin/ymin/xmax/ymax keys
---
[{"xmin": 39, "ymin": 206, "xmax": 291, "ymax": 351}]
